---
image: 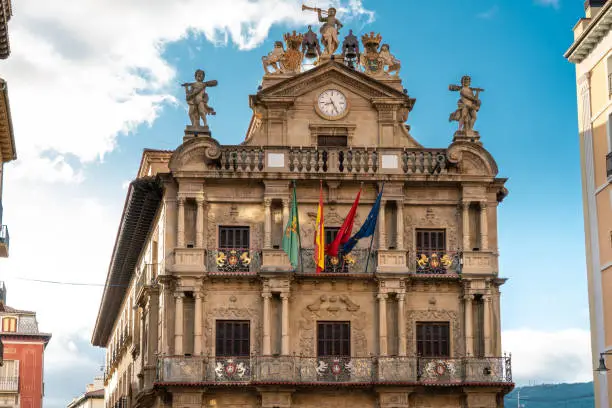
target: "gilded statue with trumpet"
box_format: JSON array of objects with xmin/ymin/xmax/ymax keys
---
[{"xmin": 302, "ymin": 4, "xmax": 343, "ymax": 56}]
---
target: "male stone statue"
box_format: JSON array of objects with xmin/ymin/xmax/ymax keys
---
[
  {"xmin": 318, "ymin": 7, "xmax": 343, "ymax": 55},
  {"xmin": 448, "ymin": 75, "xmax": 484, "ymax": 133},
  {"xmin": 182, "ymin": 69, "xmax": 218, "ymax": 129}
]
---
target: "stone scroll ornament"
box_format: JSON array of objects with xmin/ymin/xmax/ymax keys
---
[
  {"xmin": 448, "ymin": 75, "xmax": 484, "ymax": 133},
  {"xmin": 181, "ymin": 69, "xmax": 218, "ymax": 129}
]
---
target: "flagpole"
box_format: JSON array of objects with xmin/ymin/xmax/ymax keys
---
[
  {"xmin": 293, "ymin": 180, "xmax": 304, "ymax": 274},
  {"xmin": 365, "ymin": 182, "xmax": 384, "ymax": 274}
]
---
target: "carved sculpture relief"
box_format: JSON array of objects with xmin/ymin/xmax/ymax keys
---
[
  {"xmin": 298, "ymin": 294, "xmax": 368, "ymax": 356},
  {"xmin": 206, "ymin": 204, "xmax": 264, "ymax": 248},
  {"xmin": 204, "ymin": 303, "xmax": 261, "ymax": 355},
  {"xmin": 405, "ymin": 309, "xmax": 462, "ymax": 357}
]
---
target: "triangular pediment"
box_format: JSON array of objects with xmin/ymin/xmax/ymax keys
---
[{"xmin": 256, "ymin": 60, "xmax": 412, "ymax": 103}]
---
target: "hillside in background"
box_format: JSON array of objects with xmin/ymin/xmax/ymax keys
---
[{"xmin": 504, "ymin": 382, "xmax": 594, "ymax": 407}]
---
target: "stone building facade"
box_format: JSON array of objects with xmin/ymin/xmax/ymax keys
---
[{"xmin": 92, "ymin": 25, "xmax": 513, "ymax": 408}]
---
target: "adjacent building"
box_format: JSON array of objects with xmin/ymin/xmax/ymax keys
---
[
  {"xmin": 0, "ymin": 283, "xmax": 51, "ymax": 408},
  {"xmin": 565, "ymin": 1, "xmax": 612, "ymax": 407},
  {"xmin": 0, "ymin": 0, "xmax": 15, "ymax": 258},
  {"xmin": 67, "ymin": 378, "xmax": 105, "ymax": 408},
  {"xmin": 93, "ymin": 22, "xmax": 513, "ymax": 408}
]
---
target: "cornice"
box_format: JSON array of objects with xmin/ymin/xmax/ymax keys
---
[{"xmin": 565, "ymin": 2, "xmax": 612, "ymax": 63}]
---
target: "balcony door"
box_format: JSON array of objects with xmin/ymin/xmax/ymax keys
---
[
  {"xmin": 316, "ymin": 321, "xmax": 351, "ymax": 381},
  {"xmin": 218, "ymin": 226, "xmax": 250, "ymax": 249},
  {"xmin": 214, "ymin": 320, "xmax": 251, "ymax": 381}
]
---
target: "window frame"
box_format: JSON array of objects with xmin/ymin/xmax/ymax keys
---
[
  {"xmin": 416, "ymin": 321, "xmax": 450, "ymax": 358},
  {"xmin": 415, "ymin": 229, "xmax": 447, "ymax": 254},
  {"xmin": 215, "ymin": 320, "xmax": 250, "ymax": 357},
  {"xmin": 1, "ymin": 317, "xmax": 16, "ymax": 333},
  {"xmin": 218, "ymin": 225, "xmax": 250, "ymax": 249},
  {"xmin": 317, "ymin": 321, "xmax": 351, "ymax": 357},
  {"xmin": 317, "ymin": 135, "xmax": 348, "ymax": 147}
]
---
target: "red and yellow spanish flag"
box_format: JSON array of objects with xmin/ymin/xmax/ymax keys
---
[{"xmin": 314, "ymin": 180, "xmax": 325, "ymax": 273}]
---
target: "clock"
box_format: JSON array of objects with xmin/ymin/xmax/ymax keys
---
[{"xmin": 315, "ymin": 89, "xmax": 349, "ymax": 120}]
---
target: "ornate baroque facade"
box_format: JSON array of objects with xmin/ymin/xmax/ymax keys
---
[{"xmin": 92, "ymin": 21, "xmax": 512, "ymax": 408}]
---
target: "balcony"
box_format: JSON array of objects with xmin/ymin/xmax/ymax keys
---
[
  {"xmin": 207, "ymin": 248, "xmax": 262, "ymax": 274},
  {"xmin": 298, "ymin": 248, "xmax": 375, "ymax": 274},
  {"xmin": 607, "ymin": 152, "xmax": 612, "ymax": 179},
  {"xmin": 217, "ymin": 146, "xmax": 448, "ymax": 176},
  {"xmin": 410, "ymin": 250, "xmax": 462, "ymax": 275},
  {"xmin": 135, "ymin": 264, "xmax": 159, "ymax": 299},
  {"xmin": 0, "ymin": 377, "xmax": 18, "ymax": 392},
  {"xmin": 156, "ymin": 355, "xmax": 512, "ymax": 386}
]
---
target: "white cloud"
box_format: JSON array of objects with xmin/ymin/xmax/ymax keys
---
[
  {"xmin": 4, "ymin": 0, "xmax": 374, "ymax": 182},
  {"xmin": 503, "ymin": 328, "xmax": 593, "ymax": 385},
  {"xmin": 534, "ymin": 0, "xmax": 560, "ymax": 9}
]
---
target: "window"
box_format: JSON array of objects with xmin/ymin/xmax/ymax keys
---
[
  {"xmin": 317, "ymin": 321, "xmax": 350, "ymax": 357},
  {"xmin": 317, "ymin": 135, "xmax": 347, "ymax": 147},
  {"xmin": 2, "ymin": 317, "xmax": 16, "ymax": 333},
  {"xmin": 218, "ymin": 226, "xmax": 250, "ymax": 249},
  {"xmin": 325, "ymin": 227, "xmax": 340, "ymax": 245},
  {"xmin": 0, "ymin": 360, "xmax": 18, "ymax": 391},
  {"xmin": 215, "ymin": 320, "xmax": 250, "ymax": 357},
  {"xmin": 416, "ymin": 229, "xmax": 446, "ymax": 254},
  {"xmin": 416, "ymin": 322, "xmax": 450, "ymax": 357}
]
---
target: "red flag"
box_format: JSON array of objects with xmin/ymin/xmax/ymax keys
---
[
  {"xmin": 327, "ymin": 187, "xmax": 361, "ymax": 256},
  {"xmin": 314, "ymin": 181, "xmax": 325, "ymax": 273}
]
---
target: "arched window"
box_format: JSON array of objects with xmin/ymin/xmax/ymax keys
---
[{"xmin": 2, "ymin": 317, "xmax": 16, "ymax": 332}]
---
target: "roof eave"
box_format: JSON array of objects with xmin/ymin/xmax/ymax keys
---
[{"xmin": 564, "ymin": 1, "xmax": 612, "ymax": 62}]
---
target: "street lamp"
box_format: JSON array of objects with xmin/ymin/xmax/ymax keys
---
[{"xmin": 595, "ymin": 351, "xmax": 612, "ymax": 374}]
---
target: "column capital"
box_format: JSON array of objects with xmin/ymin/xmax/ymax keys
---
[
  {"xmin": 377, "ymin": 293, "xmax": 388, "ymax": 300},
  {"xmin": 461, "ymin": 201, "xmax": 470, "ymax": 209},
  {"xmin": 174, "ymin": 292, "xmax": 185, "ymax": 300},
  {"xmin": 280, "ymin": 292, "xmax": 290, "ymax": 300},
  {"xmin": 262, "ymin": 293, "xmax": 273, "ymax": 299},
  {"xmin": 196, "ymin": 196, "xmax": 206, "ymax": 205},
  {"xmin": 264, "ymin": 198, "xmax": 272, "ymax": 207},
  {"xmin": 177, "ymin": 196, "xmax": 186, "ymax": 206},
  {"xmin": 463, "ymin": 294, "xmax": 474, "ymax": 301},
  {"xmin": 282, "ymin": 198, "xmax": 290, "ymax": 206},
  {"xmin": 397, "ymin": 293, "xmax": 406, "ymax": 301},
  {"xmin": 483, "ymin": 294, "xmax": 492, "ymax": 302},
  {"xmin": 480, "ymin": 201, "xmax": 488, "ymax": 210}
]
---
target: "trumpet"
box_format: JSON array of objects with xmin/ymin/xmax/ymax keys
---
[{"xmin": 302, "ymin": 4, "xmax": 327, "ymax": 16}]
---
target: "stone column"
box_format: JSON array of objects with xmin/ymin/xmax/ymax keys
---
[
  {"xmin": 196, "ymin": 197, "xmax": 205, "ymax": 248},
  {"xmin": 483, "ymin": 295, "xmax": 492, "ymax": 356},
  {"xmin": 397, "ymin": 293, "xmax": 406, "ymax": 356},
  {"xmin": 194, "ymin": 292, "xmax": 203, "ymax": 355},
  {"xmin": 262, "ymin": 293, "xmax": 272, "ymax": 355},
  {"xmin": 378, "ymin": 293, "xmax": 388, "ymax": 356},
  {"xmin": 462, "ymin": 202, "xmax": 470, "ymax": 250},
  {"xmin": 174, "ymin": 292, "xmax": 184, "ymax": 355},
  {"xmin": 264, "ymin": 198, "xmax": 272, "ymax": 249},
  {"xmin": 281, "ymin": 293, "xmax": 290, "ymax": 355},
  {"xmin": 162, "ymin": 283, "xmax": 173, "ymax": 355},
  {"xmin": 148, "ymin": 291, "xmax": 159, "ymax": 362},
  {"xmin": 396, "ymin": 200, "xmax": 404, "ymax": 250},
  {"xmin": 378, "ymin": 201, "xmax": 387, "ymax": 250},
  {"xmin": 177, "ymin": 197, "xmax": 186, "ymax": 248},
  {"xmin": 480, "ymin": 201, "xmax": 488, "ymax": 251},
  {"xmin": 464, "ymin": 295, "xmax": 474, "ymax": 356},
  {"xmin": 282, "ymin": 198, "xmax": 290, "ymax": 231}
]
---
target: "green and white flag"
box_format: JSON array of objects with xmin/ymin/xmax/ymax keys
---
[{"xmin": 282, "ymin": 182, "xmax": 301, "ymax": 269}]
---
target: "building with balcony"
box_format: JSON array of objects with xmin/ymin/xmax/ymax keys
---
[
  {"xmin": 92, "ymin": 24, "xmax": 512, "ymax": 408},
  {"xmin": 565, "ymin": 1, "xmax": 612, "ymax": 407},
  {"xmin": 0, "ymin": 282, "xmax": 51, "ymax": 408},
  {"xmin": 67, "ymin": 377, "xmax": 105, "ymax": 408}
]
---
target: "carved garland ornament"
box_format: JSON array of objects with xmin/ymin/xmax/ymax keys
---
[
  {"xmin": 298, "ymin": 294, "xmax": 368, "ymax": 356},
  {"xmin": 405, "ymin": 309, "xmax": 462, "ymax": 357}
]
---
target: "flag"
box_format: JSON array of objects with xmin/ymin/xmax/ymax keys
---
[
  {"xmin": 314, "ymin": 180, "xmax": 325, "ymax": 273},
  {"xmin": 342, "ymin": 185, "xmax": 384, "ymax": 254},
  {"xmin": 282, "ymin": 182, "xmax": 301, "ymax": 269},
  {"xmin": 327, "ymin": 187, "xmax": 362, "ymax": 257}
]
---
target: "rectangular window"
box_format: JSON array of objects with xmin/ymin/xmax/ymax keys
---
[
  {"xmin": 2, "ymin": 317, "xmax": 16, "ymax": 333},
  {"xmin": 416, "ymin": 229, "xmax": 446, "ymax": 254},
  {"xmin": 215, "ymin": 320, "xmax": 250, "ymax": 357},
  {"xmin": 317, "ymin": 135, "xmax": 347, "ymax": 147},
  {"xmin": 416, "ymin": 322, "xmax": 450, "ymax": 357},
  {"xmin": 317, "ymin": 321, "xmax": 350, "ymax": 357},
  {"xmin": 218, "ymin": 226, "xmax": 250, "ymax": 249},
  {"xmin": 325, "ymin": 227, "xmax": 340, "ymax": 245}
]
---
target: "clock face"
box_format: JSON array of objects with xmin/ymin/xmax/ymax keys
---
[{"xmin": 317, "ymin": 89, "xmax": 348, "ymax": 119}]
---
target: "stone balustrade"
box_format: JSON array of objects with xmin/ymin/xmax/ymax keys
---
[
  {"xmin": 217, "ymin": 146, "xmax": 448, "ymax": 175},
  {"xmin": 156, "ymin": 355, "xmax": 512, "ymax": 385}
]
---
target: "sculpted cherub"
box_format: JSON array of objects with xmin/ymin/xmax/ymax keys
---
[
  {"xmin": 262, "ymin": 41, "xmax": 285, "ymax": 74},
  {"xmin": 379, "ymin": 44, "xmax": 401, "ymax": 76},
  {"xmin": 181, "ymin": 69, "xmax": 218, "ymax": 128}
]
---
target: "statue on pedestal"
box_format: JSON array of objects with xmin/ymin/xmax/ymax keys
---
[
  {"xmin": 379, "ymin": 44, "xmax": 401, "ymax": 77},
  {"xmin": 448, "ymin": 75, "xmax": 484, "ymax": 134},
  {"xmin": 262, "ymin": 41, "xmax": 285, "ymax": 74},
  {"xmin": 302, "ymin": 4, "xmax": 343, "ymax": 56},
  {"xmin": 182, "ymin": 69, "xmax": 218, "ymax": 130}
]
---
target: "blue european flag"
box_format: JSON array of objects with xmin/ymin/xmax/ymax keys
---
[{"xmin": 342, "ymin": 186, "xmax": 384, "ymax": 254}]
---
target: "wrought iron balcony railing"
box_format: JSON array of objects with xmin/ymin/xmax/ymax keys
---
[
  {"xmin": 207, "ymin": 248, "xmax": 261, "ymax": 273},
  {"xmin": 0, "ymin": 377, "xmax": 18, "ymax": 392},
  {"xmin": 410, "ymin": 250, "xmax": 461, "ymax": 274},
  {"xmin": 607, "ymin": 152, "xmax": 612, "ymax": 179},
  {"xmin": 156, "ymin": 355, "xmax": 512, "ymax": 385},
  {"xmin": 298, "ymin": 248, "xmax": 376, "ymax": 274},
  {"xmin": 217, "ymin": 146, "xmax": 448, "ymax": 175}
]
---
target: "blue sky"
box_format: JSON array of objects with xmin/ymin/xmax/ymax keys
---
[{"xmin": 0, "ymin": 0, "xmax": 595, "ymax": 406}]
